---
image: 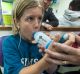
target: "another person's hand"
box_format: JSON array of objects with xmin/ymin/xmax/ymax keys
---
[
  {"xmin": 42, "ymin": 23, "xmax": 53, "ymax": 30},
  {"xmin": 45, "ymin": 34, "xmax": 80, "ymax": 65}
]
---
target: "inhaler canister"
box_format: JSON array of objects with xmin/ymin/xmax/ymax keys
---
[
  {"xmin": 59, "ymin": 33, "xmax": 69, "ymax": 43},
  {"xmin": 33, "ymin": 32, "xmax": 52, "ymax": 49}
]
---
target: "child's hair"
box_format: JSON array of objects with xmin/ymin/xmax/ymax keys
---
[
  {"xmin": 69, "ymin": 0, "xmax": 80, "ymax": 11},
  {"xmin": 12, "ymin": 0, "xmax": 44, "ymax": 34}
]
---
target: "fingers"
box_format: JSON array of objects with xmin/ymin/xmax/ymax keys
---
[
  {"xmin": 45, "ymin": 50, "xmax": 80, "ymax": 65},
  {"xmin": 44, "ymin": 24, "xmax": 53, "ymax": 30},
  {"xmin": 75, "ymin": 35, "xmax": 80, "ymax": 44},
  {"xmin": 31, "ymin": 40, "xmax": 37, "ymax": 44},
  {"xmin": 45, "ymin": 50, "xmax": 69, "ymax": 61},
  {"xmin": 52, "ymin": 42, "xmax": 80, "ymax": 56},
  {"xmin": 38, "ymin": 44, "xmax": 45, "ymax": 53},
  {"xmin": 68, "ymin": 32, "xmax": 75, "ymax": 42},
  {"xmin": 64, "ymin": 32, "xmax": 75, "ymax": 46},
  {"xmin": 45, "ymin": 57, "xmax": 68, "ymax": 65},
  {"xmin": 47, "ymin": 26, "xmax": 53, "ymax": 30},
  {"xmin": 38, "ymin": 44, "xmax": 44, "ymax": 49},
  {"xmin": 51, "ymin": 33, "xmax": 61, "ymax": 42},
  {"xmin": 45, "ymin": 50, "xmax": 69, "ymax": 65}
]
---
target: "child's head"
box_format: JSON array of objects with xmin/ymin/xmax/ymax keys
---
[
  {"xmin": 12, "ymin": 0, "xmax": 44, "ymax": 41},
  {"xmin": 69, "ymin": 0, "xmax": 80, "ymax": 11}
]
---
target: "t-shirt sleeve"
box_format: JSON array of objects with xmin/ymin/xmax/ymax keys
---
[{"xmin": 2, "ymin": 37, "xmax": 24, "ymax": 74}]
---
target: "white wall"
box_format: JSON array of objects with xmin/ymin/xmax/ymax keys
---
[
  {"xmin": 0, "ymin": 0, "xmax": 75, "ymax": 36},
  {"xmin": 52, "ymin": 0, "xmax": 72, "ymax": 19}
]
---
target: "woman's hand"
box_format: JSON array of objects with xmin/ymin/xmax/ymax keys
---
[
  {"xmin": 42, "ymin": 23, "xmax": 53, "ymax": 30},
  {"xmin": 44, "ymin": 34, "xmax": 80, "ymax": 65},
  {"xmin": 45, "ymin": 39, "xmax": 80, "ymax": 65},
  {"xmin": 45, "ymin": 48, "xmax": 80, "ymax": 65}
]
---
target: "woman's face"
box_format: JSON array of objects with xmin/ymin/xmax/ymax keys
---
[
  {"xmin": 18, "ymin": 7, "xmax": 43, "ymax": 41},
  {"xmin": 44, "ymin": 0, "xmax": 51, "ymax": 9}
]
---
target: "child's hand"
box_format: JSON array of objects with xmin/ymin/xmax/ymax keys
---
[{"xmin": 64, "ymin": 32, "xmax": 75, "ymax": 46}]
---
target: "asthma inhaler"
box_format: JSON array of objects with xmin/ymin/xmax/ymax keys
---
[
  {"xmin": 33, "ymin": 32, "xmax": 68, "ymax": 49},
  {"xmin": 59, "ymin": 33, "xmax": 69, "ymax": 43},
  {"xmin": 33, "ymin": 32, "xmax": 52, "ymax": 49}
]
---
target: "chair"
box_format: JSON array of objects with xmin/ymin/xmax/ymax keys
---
[
  {"xmin": 0, "ymin": 37, "xmax": 3, "ymax": 66},
  {"xmin": 0, "ymin": 67, "xmax": 2, "ymax": 74},
  {"xmin": 0, "ymin": 36, "xmax": 8, "ymax": 74}
]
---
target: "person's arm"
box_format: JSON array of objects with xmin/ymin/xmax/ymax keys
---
[
  {"xmin": 46, "ymin": 8, "xmax": 59, "ymax": 27},
  {"xmin": 19, "ymin": 54, "xmax": 50, "ymax": 74},
  {"xmin": 3, "ymin": 37, "xmax": 58, "ymax": 74},
  {"xmin": 42, "ymin": 8, "xmax": 59, "ymax": 27}
]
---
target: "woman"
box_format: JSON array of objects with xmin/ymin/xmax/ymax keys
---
[{"xmin": 42, "ymin": 0, "xmax": 59, "ymax": 30}]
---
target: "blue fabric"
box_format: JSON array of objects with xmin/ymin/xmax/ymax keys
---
[
  {"xmin": 0, "ymin": 36, "xmax": 8, "ymax": 66},
  {"xmin": 0, "ymin": 37, "xmax": 3, "ymax": 66},
  {"xmin": 2, "ymin": 34, "xmax": 42, "ymax": 74}
]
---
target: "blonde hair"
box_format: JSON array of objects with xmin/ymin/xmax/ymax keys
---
[{"xmin": 12, "ymin": 0, "xmax": 44, "ymax": 34}]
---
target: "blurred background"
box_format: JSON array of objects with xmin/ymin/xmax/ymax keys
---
[{"xmin": 0, "ymin": 0, "xmax": 72, "ymax": 26}]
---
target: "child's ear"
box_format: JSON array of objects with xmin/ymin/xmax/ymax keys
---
[
  {"xmin": 13, "ymin": 18, "xmax": 17, "ymax": 24},
  {"xmin": 13, "ymin": 18, "xmax": 20, "ymax": 29}
]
